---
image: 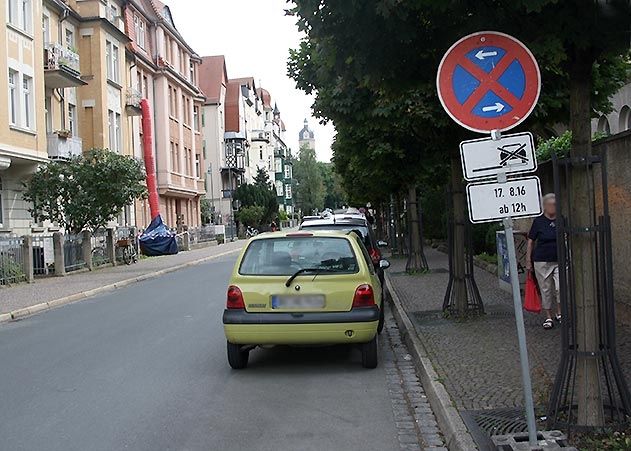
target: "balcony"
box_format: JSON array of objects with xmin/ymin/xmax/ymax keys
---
[
  {"xmin": 44, "ymin": 43, "xmax": 86, "ymax": 89},
  {"xmin": 125, "ymin": 87, "xmax": 143, "ymax": 116},
  {"xmin": 47, "ymin": 133, "xmax": 82, "ymax": 160}
]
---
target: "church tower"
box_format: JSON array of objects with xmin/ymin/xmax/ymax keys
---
[{"xmin": 298, "ymin": 118, "xmax": 316, "ymax": 151}]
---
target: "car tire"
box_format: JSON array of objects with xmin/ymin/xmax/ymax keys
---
[
  {"xmin": 361, "ymin": 335, "xmax": 378, "ymax": 369},
  {"xmin": 377, "ymin": 301, "xmax": 385, "ymax": 334},
  {"xmin": 227, "ymin": 341, "xmax": 249, "ymax": 369}
]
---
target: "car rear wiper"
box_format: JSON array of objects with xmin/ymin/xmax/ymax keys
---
[{"xmin": 285, "ymin": 267, "xmax": 338, "ymax": 287}]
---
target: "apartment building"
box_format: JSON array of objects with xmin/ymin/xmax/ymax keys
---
[
  {"xmin": 124, "ymin": 0, "xmax": 205, "ymax": 230},
  {"xmin": 198, "ymin": 55, "xmax": 228, "ymax": 224},
  {"xmin": 271, "ymin": 104, "xmax": 294, "ymax": 215},
  {"xmin": 2, "ymin": 0, "xmax": 49, "ymax": 234}
]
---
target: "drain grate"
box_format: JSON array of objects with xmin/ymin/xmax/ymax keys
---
[{"xmin": 461, "ymin": 408, "xmax": 529, "ymax": 451}]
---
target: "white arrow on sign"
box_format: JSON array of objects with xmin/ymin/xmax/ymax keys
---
[
  {"xmin": 475, "ymin": 50, "xmax": 498, "ymax": 60},
  {"xmin": 482, "ymin": 102, "xmax": 505, "ymax": 113}
]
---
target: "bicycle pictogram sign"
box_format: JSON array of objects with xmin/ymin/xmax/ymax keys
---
[{"xmin": 437, "ymin": 31, "xmax": 541, "ymax": 134}]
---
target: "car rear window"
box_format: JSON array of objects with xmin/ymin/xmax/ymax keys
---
[
  {"xmin": 239, "ymin": 237, "xmax": 359, "ymax": 276},
  {"xmin": 300, "ymin": 224, "xmax": 373, "ymax": 250}
]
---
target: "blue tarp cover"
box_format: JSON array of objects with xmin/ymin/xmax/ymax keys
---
[{"xmin": 139, "ymin": 215, "xmax": 178, "ymax": 256}]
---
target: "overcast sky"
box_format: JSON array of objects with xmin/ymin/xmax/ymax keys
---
[{"xmin": 171, "ymin": 0, "xmax": 335, "ymax": 162}]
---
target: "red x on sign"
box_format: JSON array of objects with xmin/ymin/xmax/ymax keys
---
[{"xmin": 437, "ymin": 31, "xmax": 541, "ymax": 134}]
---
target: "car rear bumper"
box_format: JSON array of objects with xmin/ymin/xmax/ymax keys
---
[
  {"xmin": 223, "ymin": 306, "xmax": 379, "ymax": 325},
  {"xmin": 223, "ymin": 307, "xmax": 379, "ymax": 345}
]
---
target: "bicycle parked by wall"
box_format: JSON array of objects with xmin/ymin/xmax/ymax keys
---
[{"xmin": 116, "ymin": 232, "xmax": 138, "ymax": 265}]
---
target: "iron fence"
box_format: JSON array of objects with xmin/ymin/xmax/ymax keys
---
[
  {"xmin": 189, "ymin": 225, "xmax": 216, "ymax": 245},
  {"xmin": 32, "ymin": 234, "xmax": 55, "ymax": 276},
  {"xmin": 0, "ymin": 237, "xmax": 26, "ymax": 285},
  {"xmin": 64, "ymin": 233, "xmax": 85, "ymax": 272}
]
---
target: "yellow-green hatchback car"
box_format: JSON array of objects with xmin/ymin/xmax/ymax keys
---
[{"xmin": 222, "ymin": 230, "xmax": 390, "ymax": 369}]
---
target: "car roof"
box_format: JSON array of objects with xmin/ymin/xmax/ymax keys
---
[
  {"xmin": 248, "ymin": 230, "xmax": 354, "ymax": 241},
  {"xmin": 300, "ymin": 214, "xmax": 367, "ymax": 227}
]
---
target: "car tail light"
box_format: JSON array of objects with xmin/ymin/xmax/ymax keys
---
[
  {"xmin": 353, "ymin": 284, "xmax": 375, "ymax": 308},
  {"xmin": 226, "ymin": 285, "xmax": 245, "ymax": 309},
  {"xmin": 369, "ymin": 248, "xmax": 381, "ymax": 265}
]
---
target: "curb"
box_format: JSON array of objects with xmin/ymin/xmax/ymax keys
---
[
  {"xmin": 1, "ymin": 247, "xmax": 243, "ymax": 324},
  {"xmin": 385, "ymin": 273, "xmax": 479, "ymax": 451}
]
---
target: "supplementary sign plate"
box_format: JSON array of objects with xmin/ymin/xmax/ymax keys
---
[
  {"xmin": 460, "ymin": 132, "xmax": 536, "ymax": 181},
  {"xmin": 466, "ymin": 176, "xmax": 542, "ymax": 223}
]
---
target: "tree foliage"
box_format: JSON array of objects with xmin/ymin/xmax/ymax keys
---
[
  {"xmin": 237, "ymin": 205, "xmax": 265, "ymax": 228},
  {"xmin": 292, "ymin": 145, "xmax": 325, "ymax": 214},
  {"xmin": 235, "ymin": 169, "xmax": 278, "ymax": 226},
  {"xmin": 317, "ymin": 161, "xmax": 346, "ymax": 209},
  {"xmin": 23, "ymin": 148, "xmax": 147, "ymax": 233}
]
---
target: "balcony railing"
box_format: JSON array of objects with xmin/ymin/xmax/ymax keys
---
[
  {"xmin": 44, "ymin": 43, "xmax": 85, "ymax": 89},
  {"xmin": 47, "ymin": 133, "xmax": 82, "ymax": 160},
  {"xmin": 44, "ymin": 43, "xmax": 80, "ymax": 74},
  {"xmin": 125, "ymin": 87, "xmax": 143, "ymax": 116}
]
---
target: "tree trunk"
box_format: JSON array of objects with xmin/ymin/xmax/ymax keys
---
[
  {"xmin": 570, "ymin": 52, "xmax": 604, "ymax": 426},
  {"xmin": 407, "ymin": 185, "xmax": 425, "ymax": 271},
  {"xmin": 450, "ymin": 156, "xmax": 467, "ymax": 315}
]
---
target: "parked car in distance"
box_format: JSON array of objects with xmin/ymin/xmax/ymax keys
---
[
  {"xmin": 222, "ymin": 230, "xmax": 390, "ymax": 369},
  {"xmin": 299, "ymin": 215, "xmax": 388, "ymax": 332}
]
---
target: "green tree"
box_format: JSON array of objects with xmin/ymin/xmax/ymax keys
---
[
  {"xmin": 23, "ymin": 148, "xmax": 147, "ymax": 233},
  {"xmin": 237, "ymin": 205, "xmax": 265, "ymax": 228},
  {"xmin": 200, "ymin": 198, "xmax": 213, "ymax": 225},
  {"xmin": 317, "ymin": 161, "xmax": 346, "ymax": 209},
  {"xmin": 293, "ymin": 145, "xmax": 324, "ymax": 215},
  {"xmin": 235, "ymin": 173, "xmax": 278, "ymax": 226}
]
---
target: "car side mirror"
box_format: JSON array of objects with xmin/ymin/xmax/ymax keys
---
[
  {"xmin": 377, "ymin": 240, "xmax": 388, "ymax": 248},
  {"xmin": 379, "ymin": 259, "xmax": 391, "ymax": 269}
]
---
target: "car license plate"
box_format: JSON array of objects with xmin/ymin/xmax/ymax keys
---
[{"xmin": 271, "ymin": 295, "xmax": 325, "ymax": 309}]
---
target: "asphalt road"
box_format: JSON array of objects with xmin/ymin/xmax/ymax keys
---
[{"xmin": 0, "ymin": 255, "xmax": 408, "ymax": 451}]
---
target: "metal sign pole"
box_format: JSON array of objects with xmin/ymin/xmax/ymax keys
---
[{"xmin": 503, "ymin": 216, "xmax": 538, "ymax": 446}]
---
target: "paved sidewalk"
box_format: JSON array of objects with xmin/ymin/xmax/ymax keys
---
[
  {"xmin": 0, "ymin": 240, "xmax": 245, "ymax": 315},
  {"xmin": 387, "ymin": 247, "xmax": 631, "ymax": 438}
]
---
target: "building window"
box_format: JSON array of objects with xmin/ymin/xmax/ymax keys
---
[
  {"xmin": 195, "ymin": 154, "xmax": 200, "ymax": 178},
  {"xmin": 284, "ymin": 165, "xmax": 291, "ymax": 179},
  {"xmin": 19, "ymin": 0, "xmax": 33, "ymax": 33},
  {"xmin": 276, "ymin": 181, "xmax": 283, "ymax": 197},
  {"xmin": 274, "ymin": 157, "xmax": 282, "ymax": 173},
  {"xmin": 65, "ymin": 29, "xmax": 74, "ymax": 49},
  {"xmin": 193, "ymin": 106, "xmax": 199, "ymax": 132},
  {"xmin": 115, "ymin": 113, "xmax": 121, "ymax": 151},
  {"xmin": 107, "ymin": 2, "xmax": 118, "ymax": 23},
  {"xmin": 597, "ymin": 115, "xmax": 611, "ymax": 135},
  {"xmin": 22, "ymin": 75, "xmax": 33, "ymax": 129},
  {"xmin": 8, "ymin": 0, "xmax": 17, "ymax": 25},
  {"xmin": 68, "ymin": 103, "xmax": 76, "ymax": 136},
  {"xmin": 106, "ymin": 40, "xmax": 119, "ymax": 83},
  {"xmin": 259, "ymin": 148, "xmax": 263, "ymax": 160},
  {"xmin": 8, "ymin": 69, "xmax": 17, "ymax": 126},
  {"xmin": 45, "ymin": 95, "xmax": 52, "ymax": 132},
  {"xmin": 189, "ymin": 61, "xmax": 195, "ymax": 83},
  {"xmin": 134, "ymin": 14, "xmax": 145, "ymax": 49},
  {"xmin": 108, "ymin": 110, "xmax": 121, "ymax": 152},
  {"xmin": 285, "ymin": 184, "xmax": 292, "ymax": 200},
  {"xmin": 168, "ymin": 85, "xmax": 174, "ymax": 116},
  {"xmin": 619, "ymin": 105, "xmax": 631, "ymax": 132},
  {"xmin": 42, "ymin": 14, "xmax": 50, "ymax": 44}
]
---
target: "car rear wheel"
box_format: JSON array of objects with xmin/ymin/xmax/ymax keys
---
[
  {"xmin": 227, "ymin": 341, "xmax": 249, "ymax": 369},
  {"xmin": 361, "ymin": 336, "xmax": 378, "ymax": 369}
]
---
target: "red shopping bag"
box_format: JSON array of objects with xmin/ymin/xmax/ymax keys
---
[{"xmin": 524, "ymin": 270, "xmax": 542, "ymax": 314}]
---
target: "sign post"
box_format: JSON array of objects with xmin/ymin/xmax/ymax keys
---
[{"xmin": 437, "ymin": 31, "xmax": 542, "ymax": 447}]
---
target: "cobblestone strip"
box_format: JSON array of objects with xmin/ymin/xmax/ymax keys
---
[{"xmin": 384, "ymin": 310, "xmax": 448, "ymax": 451}]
